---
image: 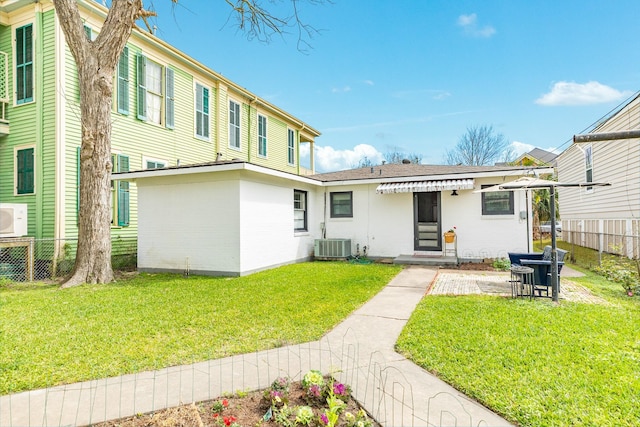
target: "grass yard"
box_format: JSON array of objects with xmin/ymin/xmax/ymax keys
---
[
  {"xmin": 0, "ymin": 262, "xmax": 401, "ymax": 395},
  {"xmin": 396, "ymin": 268, "xmax": 640, "ymax": 427}
]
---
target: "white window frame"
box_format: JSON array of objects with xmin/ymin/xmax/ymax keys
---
[
  {"xmin": 229, "ymin": 99, "xmax": 241, "ymax": 150},
  {"xmin": 142, "ymin": 156, "xmax": 167, "ymax": 170},
  {"xmin": 14, "ymin": 21, "xmax": 35, "ymax": 106},
  {"xmin": 145, "ymin": 58, "xmax": 163, "ymax": 125},
  {"xmin": 287, "ymin": 128, "xmax": 296, "ymax": 165},
  {"xmin": 258, "ymin": 114, "xmax": 268, "ymax": 158},
  {"xmin": 584, "ymin": 145, "xmax": 593, "ymax": 193},
  {"xmin": 195, "ymin": 82, "xmax": 210, "ymax": 140},
  {"xmin": 14, "ymin": 144, "xmax": 35, "ymax": 196},
  {"xmin": 294, "ymin": 189, "xmax": 307, "ymax": 232}
]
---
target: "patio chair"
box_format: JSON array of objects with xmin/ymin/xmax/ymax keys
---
[
  {"xmin": 518, "ymin": 248, "xmax": 568, "ymax": 298},
  {"xmin": 507, "ymin": 245, "xmax": 552, "ymax": 266}
]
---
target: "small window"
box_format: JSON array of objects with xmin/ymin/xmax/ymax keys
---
[
  {"xmin": 584, "ymin": 145, "xmax": 593, "ymax": 191},
  {"xmin": 258, "ymin": 114, "xmax": 267, "ymax": 157},
  {"xmin": 195, "ymin": 83, "xmax": 209, "ymax": 138},
  {"xmin": 294, "ymin": 189, "xmax": 307, "ymax": 232},
  {"xmin": 229, "ymin": 99, "xmax": 241, "ymax": 149},
  {"xmin": 144, "ymin": 159, "xmax": 166, "ymax": 169},
  {"xmin": 330, "ymin": 191, "xmax": 353, "ymax": 218},
  {"xmin": 287, "ymin": 128, "xmax": 295, "ymax": 165},
  {"xmin": 16, "ymin": 147, "xmax": 34, "ymax": 195},
  {"xmin": 481, "ymin": 185, "xmax": 514, "ymax": 215},
  {"xmin": 16, "ymin": 24, "xmax": 33, "ymax": 104}
]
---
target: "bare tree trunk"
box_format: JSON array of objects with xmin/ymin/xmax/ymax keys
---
[{"xmin": 54, "ymin": 0, "xmax": 143, "ymax": 287}]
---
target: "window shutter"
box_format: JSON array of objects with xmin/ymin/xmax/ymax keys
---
[
  {"xmin": 165, "ymin": 67, "xmax": 175, "ymax": 129},
  {"xmin": 136, "ymin": 54, "xmax": 147, "ymax": 120},
  {"xmin": 17, "ymin": 148, "xmax": 34, "ymax": 194},
  {"xmin": 16, "ymin": 24, "xmax": 33, "ymax": 104},
  {"xmin": 117, "ymin": 154, "xmax": 130, "ymax": 226},
  {"xmin": 83, "ymin": 25, "xmax": 92, "ymax": 41},
  {"xmin": 117, "ymin": 47, "xmax": 129, "ymax": 115}
]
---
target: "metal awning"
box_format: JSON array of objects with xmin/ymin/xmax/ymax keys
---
[{"xmin": 376, "ymin": 179, "xmax": 475, "ymax": 194}]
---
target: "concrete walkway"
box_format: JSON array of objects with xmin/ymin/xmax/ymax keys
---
[{"xmin": 0, "ymin": 266, "xmax": 511, "ymax": 427}]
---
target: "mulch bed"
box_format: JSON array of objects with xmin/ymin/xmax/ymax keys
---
[{"xmin": 92, "ymin": 381, "xmax": 371, "ymax": 427}]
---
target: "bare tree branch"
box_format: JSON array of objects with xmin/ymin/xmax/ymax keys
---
[
  {"xmin": 223, "ymin": 0, "xmax": 325, "ymax": 52},
  {"xmin": 445, "ymin": 125, "xmax": 510, "ymax": 166}
]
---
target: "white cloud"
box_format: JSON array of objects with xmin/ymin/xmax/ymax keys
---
[
  {"xmin": 300, "ymin": 143, "xmax": 384, "ymax": 173},
  {"xmin": 363, "ymin": 80, "xmax": 375, "ymax": 86},
  {"xmin": 511, "ymin": 141, "xmax": 535, "ymax": 156},
  {"xmin": 457, "ymin": 13, "xmax": 477, "ymax": 27},
  {"xmin": 457, "ymin": 13, "xmax": 496, "ymax": 38},
  {"xmin": 535, "ymin": 81, "xmax": 632, "ymax": 106},
  {"xmin": 331, "ymin": 86, "xmax": 352, "ymax": 93}
]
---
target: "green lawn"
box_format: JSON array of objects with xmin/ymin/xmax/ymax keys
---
[
  {"xmin": 0, "ymin": 262, "xmax": 401, "ymax": 395},
  {"xmin": 396, "ymin": 267, "xmax": 640, "ymax": 427}
]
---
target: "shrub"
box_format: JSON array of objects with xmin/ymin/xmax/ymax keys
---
[{"xmin": 492, "ymin": 258, "xmax": 510, "ymax": 271}]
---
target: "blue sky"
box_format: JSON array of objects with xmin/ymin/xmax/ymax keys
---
[{"xmin": 144, "ymin": 0, "xmax": 640, "ymax": 172}]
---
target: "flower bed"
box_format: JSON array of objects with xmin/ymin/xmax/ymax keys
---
[{"xmin": 94, "ymin": 371, "xmax": 375, "ymax": 427}]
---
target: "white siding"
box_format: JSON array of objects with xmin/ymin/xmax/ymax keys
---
[
  {"xmin": 322, "ymin": 177, "xmax": 530, "ymax": 260},
  {"xmin": 238, "ymin": 179, "xmax": 316, "ymax": 274},
  {"xmin": 558, "ymin": 97, "xmax": 640, "ymax": 221},
  {"xmin": 137, "ymin": 177, "xmax": 241, "ymax": 275}
]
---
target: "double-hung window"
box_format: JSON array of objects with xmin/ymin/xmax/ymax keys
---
[
  {"xmin": 293, "ymin": 190, "xmax": 307, "ymax": 232},
  {"xmin": 481, "ymin": 184, "xmax": 514, "ymax": 215},
  {"xmin": 330, "ymin": 191, "xmax": 353, "ymax": 218},
  {"xmin": 195, "ymin": 83, "xmax": 210, "ymax": 139},
  {"xmin": 145, "ymin": 60, "xmax": 162, "ymax": 124},
  {"xmin": 111, "ymin": 154, "xmax": 130, "ymax": 227},
  {"xmin": 287, "ymin": 128, "xmax": 295, "ymax": 165},
  {"xmin": 137, "ymin": 54, "xmax": 174, "ymax": 127},
  {"xmin": 229, "ymin": 100, "xmax": 241, "ymax": 149},
  {"xmin": 258, "ymin": 114, "xmax": 267, "ymax": 157},
  {"xmin": 16, "ymin": 147, "xmax": 34, "ymax": 195},
  {"xmin": 16, "ymin": 24, "xmax": 33, "ymax": 104},
  {"xmin": 584, "ymin": 145, "xmax": 593, "ymax": 191}
]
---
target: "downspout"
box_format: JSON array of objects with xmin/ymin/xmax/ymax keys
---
[
  {"xmin": 248, "ymin": 96, "xmax": 256, "ymax": 163},
  {"xmin": 35, "ymin": 7, "xmax": 45, "ymax": 239}
]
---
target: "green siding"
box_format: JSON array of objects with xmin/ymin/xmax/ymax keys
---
[
  {"xmin": 0, "ymin": 3, "xmax": 316, "ymax": 246},
  {"xmin": 40, "ymin": 10, "xmax": 57, "ymax": 238}
]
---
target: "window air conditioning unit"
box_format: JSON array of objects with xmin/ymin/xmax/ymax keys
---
[
  {"xmin": 314, "ymin": 239, "xmax": 352, "ymax": 260},
  {"xmin": 0, "ymin": 203, "xmax": 28, "ymax": 237}
]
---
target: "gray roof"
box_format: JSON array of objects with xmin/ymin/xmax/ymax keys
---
[
  {"xmin": 310, "ymin": 163, "xmax": 549, "ymax": 182},
  {"xmin": 527, "ymin": 148, "xmax": 558, "ymax": 163}
]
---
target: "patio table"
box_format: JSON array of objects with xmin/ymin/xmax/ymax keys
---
[{"xmin": 510, "ymin": 265, "xmax": 534, "ymax": 299}]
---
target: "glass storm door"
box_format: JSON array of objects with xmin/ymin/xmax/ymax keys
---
[{"xmin": 414, "ymin": 192, "xmax": 441, "ymax": 251}]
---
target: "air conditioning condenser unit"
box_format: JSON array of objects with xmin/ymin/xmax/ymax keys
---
[
  {"xmin": 314, "ymin": 239, "xmax": 351, "ymax": 260},
  {"xmin": 0, "ymin": 203, "xmax": 28, "ymax": 237}
]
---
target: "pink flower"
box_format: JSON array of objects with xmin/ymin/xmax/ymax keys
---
[
  {"xmin": 333, "ymin": 382, "xmax": 346, "ymax": 395},
  {"xmin": 320, "ymin": 413, "xmax": 329, "ymax": 425},
  {"xmin": 309, "ymin": 384, "xmax": 321, "ymax": 397}
]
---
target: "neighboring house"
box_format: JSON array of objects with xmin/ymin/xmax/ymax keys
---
[
  {"xmin": 0, "ymin": 1, "xmax": 319, "ymax": 251},
  {"xmin": 496, "ymin": 148, "xmax": 558, "ymax": 167},
  {"xmin": 511, "ymin": 148, "xmax": 558, "ymax": 167},
  {"xmin": 557, "ymin": 92, "xmax": 640, "ymax": 258},
  {"xmin": 118, "ymin": 162, "xmax": 553, "ymax": 276}
]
